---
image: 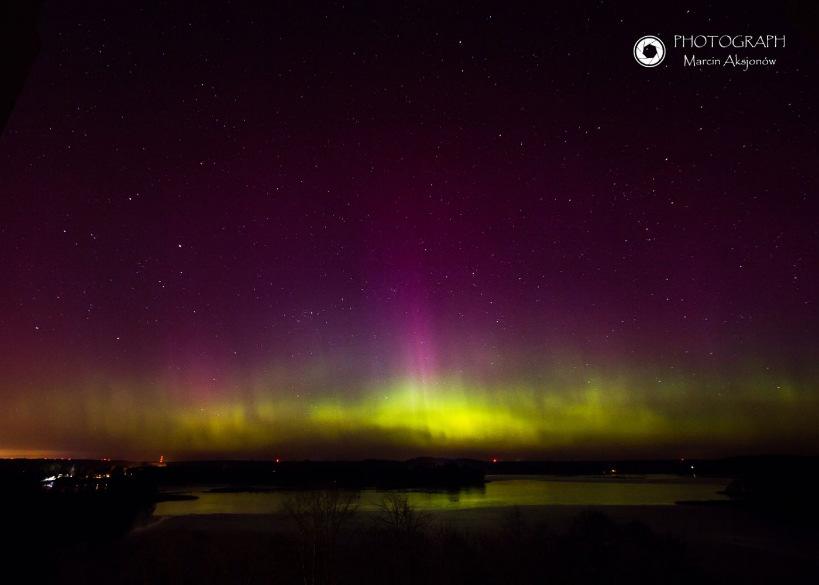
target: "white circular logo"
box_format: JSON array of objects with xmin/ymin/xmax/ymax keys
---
[{"xmin": 633, "ymin": 35, "xmax": 666, "ymax": 67}]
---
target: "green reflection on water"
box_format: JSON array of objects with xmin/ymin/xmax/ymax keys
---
[{"xmin": 155, "ymin": 475, "xmax": 730, "ymax": 516}]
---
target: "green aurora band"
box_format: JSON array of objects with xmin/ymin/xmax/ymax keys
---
[{"xmin": 1, "ymin": 361, "xmax": 816, "ymax": 459}]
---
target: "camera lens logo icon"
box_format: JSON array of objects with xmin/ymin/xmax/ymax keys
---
[{"xmin": 634, "ymin": 35, "xmax": 666, "ymax": 67}]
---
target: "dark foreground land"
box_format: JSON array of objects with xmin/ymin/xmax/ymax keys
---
[
  {"xmin": 1, "ymin": 457, "xmax": 818, "ymax": 584},
  {"xmin": 7, "ymin": 503, "xmax": 818, "ymax": 585}
]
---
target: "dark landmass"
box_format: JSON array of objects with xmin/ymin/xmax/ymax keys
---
[
  {"xmin": 1, "ymin": 455, "xmax": 818, "ymax": 583},
  {"xmin": 3, "ymin": 455, "xmax": 819, "ymax": 496},
  {"xmin": 144, "ymin": 458, "xmax": 487, "ymax": 489},
  {"xmin": 486, "ymin": 454, "xmax": 819, "ymax": 479},
  {"xmin": 7, "ymin": 503, "xmax": 819, "ymax": 584}
]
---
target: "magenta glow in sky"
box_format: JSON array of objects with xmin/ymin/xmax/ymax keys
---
[{"xmin": 0, "ymin": 2, "xmax": 817, "ymax": 459}]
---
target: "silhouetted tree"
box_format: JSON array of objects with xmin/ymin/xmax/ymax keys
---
[{"xmin": 283, "ymin": 490, "xmax": 358, "ymax": 585}]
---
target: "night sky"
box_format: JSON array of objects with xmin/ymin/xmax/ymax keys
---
[{"xmin": 1, "ymin": 2, "xmax": 817, "ymax": 460}]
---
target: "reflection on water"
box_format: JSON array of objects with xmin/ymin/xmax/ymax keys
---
[{"xmin": 155, "ymin": 475, "xmax": 730, "ymax": 516}]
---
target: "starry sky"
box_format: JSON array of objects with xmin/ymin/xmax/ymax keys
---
[{"xmin": 1, "ymin": 2, "xmax": 817, "ymax": 460}]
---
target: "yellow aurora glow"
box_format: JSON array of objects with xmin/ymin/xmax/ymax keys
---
[{"xmin": 0, "ymin": 365, "xmax": 816, "ymax": 459}]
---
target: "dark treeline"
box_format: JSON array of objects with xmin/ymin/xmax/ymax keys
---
[
  {"xmin": 142, "ymin": 458, "xmax": 486, "ymax": 489},
  {"xmin": 3, "ymin": 455, "xmax": 819, "ymax": 508},
  {"xmin": 489, "ymin": 455, "xmax": 819, "ymax": 477},
  {"xmin": 3, "ymin": 455, "xmax": 819, "ymax": 491}
]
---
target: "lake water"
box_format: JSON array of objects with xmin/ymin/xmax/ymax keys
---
[{"xmin": 155, "ymin": 475, "xmax": 730, "ymax": 516}]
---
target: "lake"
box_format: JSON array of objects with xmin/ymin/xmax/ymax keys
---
[{"xmin": 155, "ymin": 474, "xmax": 730, "ymax": 516}]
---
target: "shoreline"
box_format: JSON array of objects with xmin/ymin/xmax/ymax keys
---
[{"xmin": 141, "ymin": 503, "xmax": 819, "ymax": 561}]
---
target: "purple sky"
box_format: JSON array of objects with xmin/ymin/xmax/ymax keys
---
[{"xmin": 0, "ymin": 2, "xmax": 817, "ymax": 459}]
